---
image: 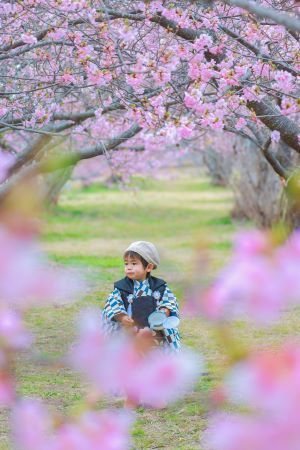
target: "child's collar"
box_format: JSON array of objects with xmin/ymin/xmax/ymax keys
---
[{"xmin": 133, "ymin": 278, "xmax": 149, "ymax": 286}]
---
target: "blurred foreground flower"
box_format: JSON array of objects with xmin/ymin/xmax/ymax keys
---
[
  {"xmin": 71, "ymin": 309, "xmax": 202, "ymax": 407},
  {"xmin": 206, "ymin": 413, "xmax": 300, "ymax": 450},
  {"xmin": 206, "ymin": 343, "xmax": 300, "ymax": 450},
  {"xmin": 225, "ymin": 343, "xmax": 300, "ymax": 414},
  {"xmin": 12, "ymin": 398, "xmax": 133, "ymax": 450},
  {"xmin": 0, "ymin": 307, "xmax": 32, "ymax": 350},
  {"xmin": 0, "ymin": 152, "xmax": 15, "ymax": 184},
  {"xmin": 0, "ymin": 226, "xmax": 84, "ymax": 308},
  {"xmin": 189, "ymin": 230, "xmax": 300, "ymax": 324}
]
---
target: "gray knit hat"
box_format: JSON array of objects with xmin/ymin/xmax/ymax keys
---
[{"xmin": 125, "ymin": 241, "xmax": 160, "ymax": 269}]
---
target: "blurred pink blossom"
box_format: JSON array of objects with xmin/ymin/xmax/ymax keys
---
[
  {"xmin": 0, "ymin": 227, "xmax": 84, "ymax": 307},
  {"xmin": 125, "ymin": 72, "xmax": 144, "ymax": 89},
  {"xmin": 48, "ymin": 27, "xmax": 67, "ymax": 40},
  {"xmin": 21, "ymin": 33, "xmax": 37, "ymax": 44},
  {"xmin": 280, "ymin": 97, "xmax": 298, "ymax": 116},
  {"xmin": 59, "ymin": 73, "xmax": 76, "ymax": 85},
  {"xmin": 178, "ymin": 123, "xmax": 194, "ymax": 139},
  {"xmin": 225, "ymin": 344, "xmax": 300, "ymax": 414},
  {"xmin": 274, "ymin": 70, "xmax": 294, "ymax": 94},
  {"xmin": 205, "ymin": 413, "xmax": 300, "ymax": 450},
  {"xmin": 71, "ymin": 309, "xmax": 201, "ymax": 406},
  {"xmin": 0, "ymin": 151, "xmax": 15, "ymax": 183},
  {"xmin": 117, "ymin": 26, "xmax": 137, "ymax": 43},
  {"xmin": 193, "ymin": 34, "xmax": 213, "ymax": 51},
  {"xmin": 184, "ymin": 88, "xmax": 204, "ymax": 109},
  {"xmin": 0, "ymin": 308, "xmax": 32, "ymax": 349},
  {"xmin": 12, "ymin": 399, "xmax": 133, "ymax": 450},
  {"xmin": 12, "ymin": 399, "xmax": 51, "ymax": 450},
  {"xmin": 48, "ymin": 410, "xmax": 133, "ymax": 450},
  {"xmin": 191, "ymin": 230, "xmax": 300, "ymax": 324},
  {"xmin": 152, "ymin": 68, "xmax": 171, "ymax": 86},
  {"xmin": 208, "ymin": 331, "xmax": 300, "ymax": 449},
  {"xmin": 86, "ymin": 63, "xmax": 111, "ymax": 86},
  {"xmin": 206, "ymin": 413, "xmax": 270, "ymax": 450}
]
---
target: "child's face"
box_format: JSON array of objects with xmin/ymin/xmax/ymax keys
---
[{"xmin": 124, "ymin": 255, "xmax": 153, "ymax": 281}]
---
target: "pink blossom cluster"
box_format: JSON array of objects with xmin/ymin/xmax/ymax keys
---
[
  {"xmin": 21, "ymin": 34, "xmax": 37, "ymax": 45},
  {"xmin": 0, "ymin": 307, "xmax": 32, "ymax": 405},
  {"xmin": 196, "ymin": 230, "xmax": 300, "ymax": 324},
  {"xmin": 0, "ymin": 226, "xmax": 83, "ymax": 307},
  {"xmin": 0, "ymin": 308, "xmax": 32, "ymax": 351},
  {"xmin": 207, "ymin": 344, "xmax": 300, "ymax": 450},
  {"xmin": 1, "ymin": 0, "xmax": 299, "ymax": 182},
  {"xmin": 12, "ymin": 398, "xmax": 133, "ymax": 450},
  {"xmin": 193, "ymin": 34, "xmax": 213, "ymax": 52},
  {"xmin": 0, "ymin": 222, "xmax": 84, "ymax": 405},
  {"xmin": 71, "ymin": 309, "xmax": 201, "ymax": 407},
  {"xmin": 280, "ymin": 97, "xmax": 298, "ymax": 116},
  {"xmin": 273, "ymin": 71, "xmax": 295, "ymax": 94}
]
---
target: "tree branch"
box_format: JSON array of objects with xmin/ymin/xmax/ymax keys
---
[
  {"xmin": 0, "ymin": 123, "xmax": 142, "ymax": 200},
  {"xmin": 222, "ymin": 0, "xmax": 300, "ymax": 34},
  {"xmin": 260, "ymin": 136, "xmax": 288, "ymax": 179},
  {"xmin": 219, "ymin": 25, "xmax": 299, "ymax": 76},
  {"xmin": 47, "ymin": 123, "xmax": 143, "ymax": 169},
  {"xmin": 247, "ymin": 98, "xmax": 300, "ymax": 153}
]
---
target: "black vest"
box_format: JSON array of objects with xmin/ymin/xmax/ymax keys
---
[{"xmin": 114, "ymin": 276, "xmax": 167, "ymax": 329}]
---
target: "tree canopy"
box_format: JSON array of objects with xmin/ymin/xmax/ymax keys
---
[{"xmin": 0, "ymin": 0, "xmax": 299, "ymax": 190}]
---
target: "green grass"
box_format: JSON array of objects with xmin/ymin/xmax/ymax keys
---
[
  {"xmin": 2, "ymin": 172, "xmax": 296, "ymax": 449},
  {"xmin": 50, "ymin": 255, "xmax": 121, "ymax": 268}
]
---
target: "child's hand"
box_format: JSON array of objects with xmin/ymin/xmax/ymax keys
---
[
  {"xmin": 120, "ymin": 315, "xmax": 135, "ymax": 328},
  {"xmin": 135, "ymin": 328, "xmax": 157, "ymax": 354}
]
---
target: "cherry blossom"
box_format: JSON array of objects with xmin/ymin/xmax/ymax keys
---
[
  {"xmin": 0, "ymin": 308, "xmax": 32, "ymax": 350},
  {"xmin": 225, "ymin": 344, "xmax": 300, "ymax": 414},
  {"xmin": 274, "ymin": 71, "xmax": 295, "ymax": 94},
  {"xmin": 206, "ymin": 413, "xmax": 300, "ymax": 450},
  {"xmin": 71, "ymin": 309, "xmax": 201, "ymax": 407},
  {"xmin": 0, "ymin": 227, "xmax": 83, "ymax": 307},
  {"xmin": 21, "ymin": 34, "xmax": 37, "ymax": 44},
  {"xmin": 12, "ymin": 399, "xmax": 133, "ymax": 450},
  {"xmin": 191, "ymin": 230, "xmax": 300, "ymax": 324},
  {"xmin": 0, "ymin": 0, "xmax": 299, "ymax": 185},
  {"xmin": 206, "ymin": 344, "xmax": 300, "ymax": 450}
]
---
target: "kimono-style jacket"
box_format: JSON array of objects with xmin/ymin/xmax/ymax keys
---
[{"xmin": 102, "ymin": 276, "xmax": 181, "ymax": 351}]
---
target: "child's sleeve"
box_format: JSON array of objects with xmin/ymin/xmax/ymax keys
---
[
  {"xmin": 159, "ymin": 285, "xmax": 179, "ymax": 317},
  {"xmin": 102, "ymin": 288, "xmax": 127, "ymax": 321}
]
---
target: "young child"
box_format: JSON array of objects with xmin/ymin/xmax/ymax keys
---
[{"xmin": 102, "ymin": 241, "xmax": 180, "ymax": 351}]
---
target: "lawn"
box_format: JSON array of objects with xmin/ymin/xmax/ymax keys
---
[{"xmin": 1, "ymin": 172, "xmax": 298, "ymax": 449}]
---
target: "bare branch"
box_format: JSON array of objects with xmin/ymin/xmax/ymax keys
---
[{"xmin": 0, "ymin": 41, "xmax": 74, "ymax": 62}]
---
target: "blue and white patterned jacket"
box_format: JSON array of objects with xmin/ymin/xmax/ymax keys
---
[{"xmin": 102, "ymin": 276, "xmax": 181, "ymax": 351}]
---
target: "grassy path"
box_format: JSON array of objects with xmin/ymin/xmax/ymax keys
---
[{"xmin": 1, "ymin": 174, "xmax": 298, "ymax": 449}]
